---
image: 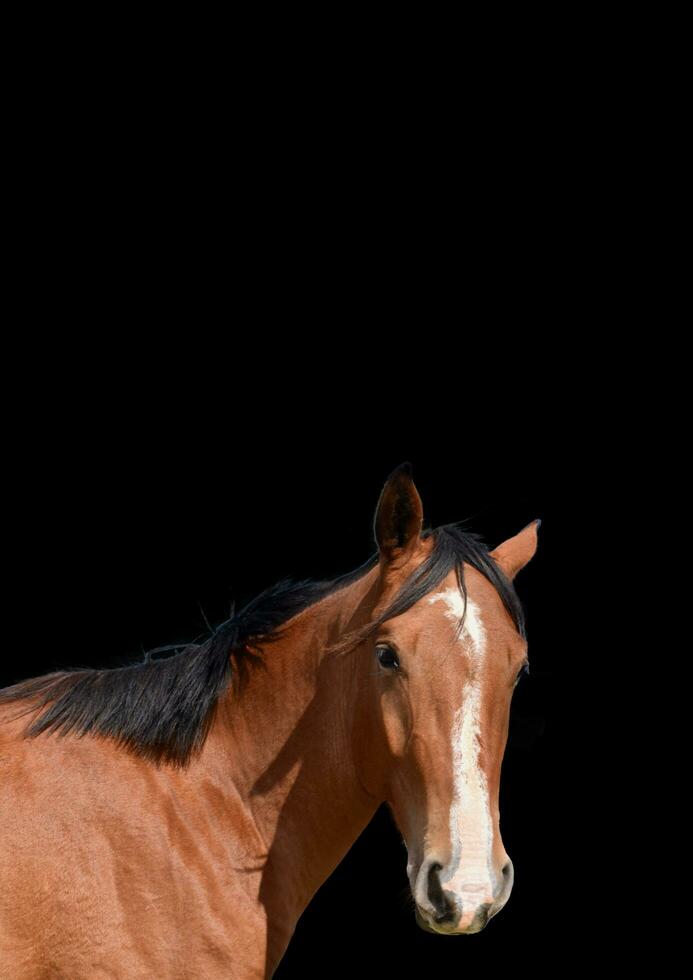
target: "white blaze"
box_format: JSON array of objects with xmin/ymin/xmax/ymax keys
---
[{"xmin": 428, "ymin": 589, "xmax": 495, "ymax": 903}]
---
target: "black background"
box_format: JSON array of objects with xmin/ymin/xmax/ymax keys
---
[
  {"xmin": 4, "ymin": 407, "xmax": 594, "ymax": 976},
  {"xmin": 0, "ymin": 29, "xmax": 651, "ymax": 970}
]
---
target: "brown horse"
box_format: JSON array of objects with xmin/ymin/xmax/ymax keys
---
[{"xmin": 0, "ymin": 465, "xmax": 539, "ymax": 978}]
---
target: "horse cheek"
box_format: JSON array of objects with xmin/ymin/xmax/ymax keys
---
[{"xmin": 379, "ymin": 684, "xmax": 412, "ymax": 759}]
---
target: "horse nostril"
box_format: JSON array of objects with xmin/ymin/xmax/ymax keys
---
[
  {"xmin": 496, "ymin": 858, "xmax": 515, "ymax": 905},
  {"xmin": 426, "ymin": 862, "xmax": 443, "ymax": 905},
  {"xmin": 426, "ymin": 862, "xmax": 455, "ymax": 922},
  {"xmin": 433, "ymin": 907, "xmax": 456, "ymax": 924}
]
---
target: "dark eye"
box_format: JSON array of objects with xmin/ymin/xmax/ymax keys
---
[
  {"xmin": 376, "ymin": 645, "xmax": 400, "ymax": 670},
  {"xmin": 515, "ymin": 663, "xmax": 529, "ymax": 686}
]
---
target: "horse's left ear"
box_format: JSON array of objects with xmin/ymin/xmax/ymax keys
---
[
  {"xmin": 490, "ymin": 520, "xmax": 541, "ymax": 580},
  {"xmin": 374, "ymin": 462, "xmax": 424, "ymax": 561}
]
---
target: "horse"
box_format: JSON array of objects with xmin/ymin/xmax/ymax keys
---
[{"xmin": 0, "ymin": 464, "xmax": 540, "ymax": 978}]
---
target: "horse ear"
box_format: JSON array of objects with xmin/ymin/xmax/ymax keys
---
[
  {"xmin": 374, "ymin": 462, "xmax": 424, "ymax": 561},
  {"xmin": 490, "ymin": 520, "xmax": 541, "ymax": 580}
]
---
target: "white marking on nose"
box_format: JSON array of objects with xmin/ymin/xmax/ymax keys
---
[{"xmin": 428, "ymin": 589, "xmax": 495, "ymax": 906}]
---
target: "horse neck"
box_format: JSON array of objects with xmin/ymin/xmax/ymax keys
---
[{"xmin": 213, "ymin": 564, "xmax": 383, "ymax": 916}]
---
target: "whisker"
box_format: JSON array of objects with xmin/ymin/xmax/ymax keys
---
[
  {"xmin": 398, "ymin": 884, "xmax": 416, "ymax": 911},
  {"xmin": 197, "ymin": 600, "xmax": 213, "ymax": 634}
]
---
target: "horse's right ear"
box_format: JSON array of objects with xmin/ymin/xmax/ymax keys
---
[{"xmin": 374, "ymin": 462, "xmax": 424, "ymax": 561}]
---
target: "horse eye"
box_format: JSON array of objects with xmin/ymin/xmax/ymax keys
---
[{"xmin": 376, "ymin": 645, "xmax": 400, "ymax": 670}]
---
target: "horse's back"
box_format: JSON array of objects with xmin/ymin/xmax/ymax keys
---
[{"xmin": 0, "ymin": 707, "xmax": 267, "ymax": 979}]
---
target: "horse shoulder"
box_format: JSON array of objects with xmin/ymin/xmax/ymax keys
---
[{"xmin": 0, "ymin": 718, "xmax": 270, "ymax": 978}]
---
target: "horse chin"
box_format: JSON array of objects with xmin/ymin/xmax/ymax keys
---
[{"xmin": 414, "ymin": 908, "xmax": 489, "ymax": 936}]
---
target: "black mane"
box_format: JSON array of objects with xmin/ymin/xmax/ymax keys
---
[{"xmin": 0, "ymin": 524, "xmax": 524, "ymax": 767}]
